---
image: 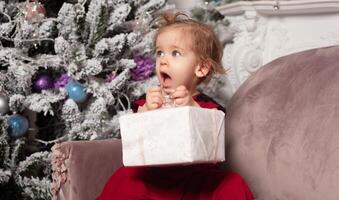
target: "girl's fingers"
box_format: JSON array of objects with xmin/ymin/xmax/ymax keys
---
[
  {"xmin": 150, "ymin": 92, "xmax": 165, "ymax": 102},
  {"xmin": 172, "ymin": 85, "xmax": 189, "ymax": 98},
  {"xmin": 152, "ymin": 96, "xmax": 163, "ymax": 105},
  {"xmin": 149, "ymin": 86, "xmax": 162, "ymax": 92},
  {"xmin": 148, "ymin": 103, "xmax": 160, "ymax": 109},
  {"xmin": 146, "ymin": 94, "xmax": 163, "ymax": 110},
  {"xmin": 171, "ymin": 90, "xmax": 188, "ymax": 99},
  {"xmin": 175, "ymin": 85, "xmax": 187, "ymax": 91},
  {"xmin": 147, "ymin": 86, "xmax": 165, "ymax": 101},
  {"xmin": 174, "ymin": 98, "xmax": 185, "ymax": 105}
]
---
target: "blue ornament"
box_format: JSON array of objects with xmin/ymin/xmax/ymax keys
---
[
  {"xmin": 65, "ymin": 81, "xmax": 87, "ymax": 103},
  {"xmin": 7, "ymin": 114, "xmax": 29, "ymax": 138}
]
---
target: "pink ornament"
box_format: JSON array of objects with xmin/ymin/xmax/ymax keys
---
[
  {"xmin": 24, "ymin": 1, "xmax": 46, "ymax": 22},
  {"xmin": 106, "ymin": 72, "xmax": 117, "ymax": 82}
]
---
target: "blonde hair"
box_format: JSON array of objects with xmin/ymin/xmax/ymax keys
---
[{"xmin": 154, "ymin": 11, "xmax": 226, "ymax": 83}]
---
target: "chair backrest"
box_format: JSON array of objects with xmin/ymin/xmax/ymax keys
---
[{"xmin": 226, "ymin": 45, "xmax": 339, "ymax": 200}]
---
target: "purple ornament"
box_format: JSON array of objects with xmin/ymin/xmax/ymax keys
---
[
  {"xmin": 33, "ymin": 74, "xmax": 54, "ymax": 92},
  {"xmin": 54, "ymin": 74, "xmax": 71, "ymax": 89},
  {"xmin": 130, "ymin": 55, "xmax": 155, "ymax": 81}
]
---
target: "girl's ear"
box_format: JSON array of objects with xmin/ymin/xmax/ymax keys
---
[{"xmin": 195, "ymin": 60, "xmax": 211, "ymax": 78}]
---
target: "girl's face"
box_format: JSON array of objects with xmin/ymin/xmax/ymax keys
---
[{"xmin": 155, "ymin": 28, "xmax": 200, "ymax": 94}]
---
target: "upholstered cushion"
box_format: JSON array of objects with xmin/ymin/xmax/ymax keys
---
[
  {"xmin": 51, "ymin": 139, "xmax": 122, "ymax": 200},
  {"xmin": 226, "ymin": 45, "xmax": 339, "ymax": 200}
]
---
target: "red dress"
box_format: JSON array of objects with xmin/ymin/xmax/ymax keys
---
[{"xmin": 97, "ymin": 93, "xmax": 253, "ymax": 200}]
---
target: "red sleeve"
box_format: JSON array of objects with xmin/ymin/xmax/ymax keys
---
[
  {"xmin": 193, "ymin": 93, "xmax": 226, "ymax": 114},
  {"xmin": 131, "ymin": 94, "xmax": 146, "ymax": 113}
]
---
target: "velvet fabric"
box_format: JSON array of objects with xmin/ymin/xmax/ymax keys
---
[
  {"xmin": 51, "ymin": 139, "xmax": 122, "ymax": 200},
  {"xmin": 226, "ymin": 45, "xmax": 339, "ymax": 200}
]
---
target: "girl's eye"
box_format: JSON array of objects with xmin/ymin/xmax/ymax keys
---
[
  {"xmin": 172, "ymin": 50, "xmax": 182, "ymax": 57},
  {"xmin": 156, "ymin": 50, "xmax": 165, "ymax": 57}
]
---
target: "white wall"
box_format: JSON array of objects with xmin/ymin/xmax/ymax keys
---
[{"xmin": 167, "ymin": 0, "xmax": 198, "ymax": 10}]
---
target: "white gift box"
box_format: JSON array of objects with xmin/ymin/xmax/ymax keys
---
[{"xmin": 119, "ymin": 106, "xmax": 226, "ymax": 166}]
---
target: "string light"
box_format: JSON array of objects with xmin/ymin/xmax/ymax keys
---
[
  {"xmin": 273, "ymin": 0, "xmax": 280, "ymax": 10},
  {"xmin": 33, "ymin": 135, "xmax": 69, "ymax": 145},
  {"xmin": 0, "ymin": 10, "xmax": 12, "ymax": 22}
]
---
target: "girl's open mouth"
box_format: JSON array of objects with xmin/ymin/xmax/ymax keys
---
[{"xmin": 160, "ymin": 72, "xmax": 172, "ymax": 87}]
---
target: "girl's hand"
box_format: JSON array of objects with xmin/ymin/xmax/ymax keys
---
[
  {"xmin": 171, "ymin": 85, "xmax": 199, "ymax": 107},
  {"xmin": 144, "ymin": 86, "xmax": 164, "ymax": 111}
]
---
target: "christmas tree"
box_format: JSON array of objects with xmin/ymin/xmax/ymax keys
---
[
  {"xmin": 0, "ymin": 0, "xmax": 166, "ymax": 199},
  {"xmin": 0, "ymin": 0, "xmax": 234, "ymax": 198}
]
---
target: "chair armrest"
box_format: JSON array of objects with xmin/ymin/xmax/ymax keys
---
[{"xmin": 51, "ymin": 139, "xmax": 122, "ymax": 200}]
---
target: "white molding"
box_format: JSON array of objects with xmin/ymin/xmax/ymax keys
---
[
  {"xmin": 215, "ymin": 0, "xmax": 339, "ymax": 98},
  {"xmin": 217, "ymin": 0, "xmax": 339, "ymax": 16}
]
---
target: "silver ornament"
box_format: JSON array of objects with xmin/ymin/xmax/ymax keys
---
[{"xmin": 0, "ymin": 93, "xmax": 9, "ymax": 114}]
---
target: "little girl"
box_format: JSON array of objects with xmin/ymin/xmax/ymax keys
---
[{"xmin": 97, "ymin": 12, "xmax": 253, "ymax": 200}]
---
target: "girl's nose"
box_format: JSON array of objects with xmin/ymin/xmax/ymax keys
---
[{"xmin": 159, "ymin": 56, "xmax": 168, "ymax": 66}]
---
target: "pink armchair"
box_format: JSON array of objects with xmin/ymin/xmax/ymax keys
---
[
  {"xmin": 51, "ymin": 139, "xmax": 122, "ymax": 200},
  {"xmin": 51, "ymin": 45, "xmax": 339, "ymax": 200}
]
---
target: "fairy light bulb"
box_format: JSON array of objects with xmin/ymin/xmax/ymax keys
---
[{"xmin": 273, "ymin": 0, "xmax": 280, "ymax": 10}]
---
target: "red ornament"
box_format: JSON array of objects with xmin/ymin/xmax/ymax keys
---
[{"xmin": 24, "ymin": 1, "xmax": 46, "ymax": 22}]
